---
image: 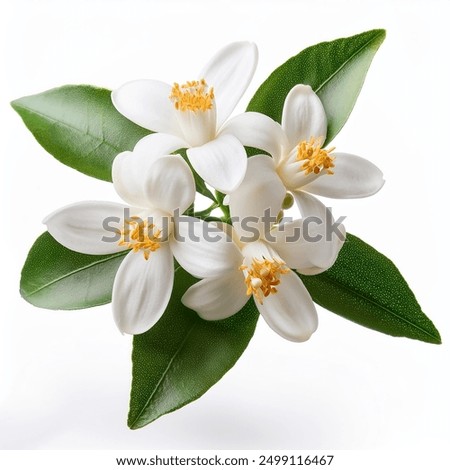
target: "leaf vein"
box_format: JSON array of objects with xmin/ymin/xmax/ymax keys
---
[
  {"xmin": 14, "ymin": 104, "xmax": 122, "ymax": 153},
  {"xmin": 25, "ymin": 251, "xmax": 127, "ymax": 297},
  {"xmin": 314, "ymin": 31, "xmax": 384, "ymax": 94},
  {"xmin": 130, "ymin": 317, "xmax": 199, "ymax": 428},
  {"xmin": 314, "ymin": 274, "xmax": 439, "ymax": 341}
]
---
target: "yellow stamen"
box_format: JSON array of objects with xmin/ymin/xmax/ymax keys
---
[
  {"xmin": 240, "ymin": 257, "xmax": 289, "ymax": 304},
  {"xmin": 169, "ymin": 78, "xmax": 214, "ymax": 112},
  {"xmin": 118, "ymin": 217, "xmax": 161, "ymax": 260},
  {"xmin": 297, "ymin": 137, "xmax": 335, "ymax": 175}
]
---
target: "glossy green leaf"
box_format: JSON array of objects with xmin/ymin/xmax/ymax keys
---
[
  {"xmin": 11, "ymin": 85, "xmax": 150, "ymax": 181},
  {"xmin": 299, "ymin": 234, "xmax": 441, "ymax": 344},
  {"xmin": 20, "ymin": 232, "xmax": 127, "ymax": 309},
  {"xmin": 129, "ymin": 267, "xmax": 259, "ymax": 429},
  {"xmin": 247, "ymin": 29, "xmax": 386, "ymax": 145}
]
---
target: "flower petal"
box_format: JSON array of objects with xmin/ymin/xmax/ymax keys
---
[
  {"xmin": 303, "ymin": 152, "xmax": 385, "ymax": 198},
  {"xmin": 133, "ymin": 132, "xmax": 187, "ymax": 156},
  {"xmin": 268, "ymin": 219, "xmax": 345, "ymax": 276},
  {"xmin": 44, "ymin": 201, "xmax": 128, "ymax": 255},
  {"xmin": 174, "ymin": 106, "xmax": 217, "ymax": 148},
  {"xmin": 283, "ymin": 191, "xmax": 346, "ymax": 275},
  {"xmin": 182, "ymin": 272, "xmax": 248, "ymax": 320},
  {"xmin": 228, "ymin": 155, "xmax": 285, "ymax": 241},
  {"xmin": 241, "ymin": 239, "xmax": 275, "ymax": 265},
  {"xmin": 112, "ymin": 79, "xmax": 181, "ymax": 136},
  {"xmin": 113, "ymin": 133, "xmax": 187, "ymax": 207},
  {"xmin": 256, "ymin": 269, "xmax": 318, "ymax": 342},
  {"xmin": 112, "ymin": 245, "xmax": 174, "ymax": 335},
  {"xmin": 187, "ymin": 134, "xmax": 247, "ymax": 193},
  {"xmin": 201, "ymin": 41, "xmax": 258, "ymax": 128},
  {"xmin": 292, "ymin": 189, "xmax": 326, "ymax": 219},
  {"xmin": 219, "ymin": 112, "xmax": 287, "ymax": 162},
  {"xmin": 170, "ymin": 216, "xmax": 242, "ymax": 278},
  {"xmin": 281, "ymin": 84, "xmax": 327, "ymax": 150},
  {"xmin": 143, "ymin": 155, "xmax": 195, "ymax": 214}
]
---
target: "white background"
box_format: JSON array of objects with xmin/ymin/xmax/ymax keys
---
[{"xmin": 1, "ymin": 0, "xmax": 449, "ymax": 454}]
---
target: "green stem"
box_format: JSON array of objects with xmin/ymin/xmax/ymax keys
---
[
  {"xmin": 215, "ymin": 190, "xmax": 230, "ymax": 221},
  {"xmin": 193, "ymin": 203, "xmax": 219, "ymax": 219},
  {"xmin": 203, "ymin": 216, "xmax": 224, "ymax": 223},
  {"xmin": 191, "ymin": 191, "xmax": 232, "ymax": 222}
]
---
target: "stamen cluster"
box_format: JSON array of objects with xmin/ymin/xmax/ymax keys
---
[
  {"xmin": 297, "ymin": 137, "xmax": 335, "ymax": 175},
  {"xmin": 170, "ymin": 79, "xmax": 215, "ymax": 112},
  {"xmin": 118, "ymin": 218, "xmax": 161, "ymax": 260},
  {"xmin": 241, "ymin": 257, "xmax": 289, "ymax": 304}
]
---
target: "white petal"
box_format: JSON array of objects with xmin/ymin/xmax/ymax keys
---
[
  {"xmin": 44, "ymin": 201, "xmax": 128, "ymax": 255},
  {"xmin": 175, "ymin": 106, "xmax": 217, "ymax": 148},
  {"xmin": 133, "ymin": 132, "xmax": 187, "ymax": 156},
  {"xmin": 268, "ymin": 219, "xmax": 345, "ymax": 275},
  {"xmin": 201, "ymin": 41, "xmax": 258, "ymax": 128},
  {"xmin": 113, "ymin": 133, "xmax": 187, "ymax": 206},
  {"xmin": 303, "ymin": 152, "xmax": 385, "ymax": 198},
  {"xmin": 112, "ymin": 245, "xmax": 174, "ymax": 335},
  {"xmin": 187, "ymin": 134, "xmax": 247, "ymax": 193},
  {"xmin": 219, "ymin": 112, "xmax": 287, "ymax": 162},
  {"xmin": 113, "ymin": 150, "xmax": 146, "ymax": 207},
  {"xmin": 256, "ymin": 270, "xmax": 318, "ymax": 342},
  {"xmin": 292, "ymin": 189, "xmax": 325, "ymax": 219},
  {"xmin": 285, "ymin": 191, "xmax": 345, "ymax": 275},
  {"xmin": 112, "ymin": 79, "xmax": 181, "ymax": 136},
  {"xmin": 228, "ymin": 155, "xmax": 286, "ymax": 241},
  {"xmin": 143, "ymin": 155, "xmax": 195, "ymax": 214},
  {"xmin": 241, "ymin": 239, "xmax": 276, "ymax": 264},
  {"xmin": 182, "ymin": 272, "xmax": 248, "ymax": 320},
  {"xmin": 170, "ymin": 216, "xmax": 242, "ymax": 278},
  {"xmin": 281, "ymin": 84, "xmax": 327, "ymax": 150}
]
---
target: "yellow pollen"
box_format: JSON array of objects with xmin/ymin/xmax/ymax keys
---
[
  {"xmin": 118, "ymin": 217, "xmax": 161, "ymax": 260},
  {"xmin": 240, "ymin": 257, "xmax": 289, "ymax": 304},
  {"xmin": 169, "ymin": 78, "xmax": 214, "ymax": 112},
  {"xmin": 297, "ymin": 137, "xmax": 335, "ymax": 175}
]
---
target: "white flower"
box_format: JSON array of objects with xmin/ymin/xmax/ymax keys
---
[
  {"xmin": 112, "ymin": 42, "xmax": 258, "ymax": 194},
  {"xmin": 222, "ymin": 84, "xmax": 385, "ymax": 212},
  {"xmin": 44, "ymin": 136, "xmax": 195, "ymax": 335},
  {"xmin": 172, "ymin": 157, "xmax": 345, "ymax": 342}
]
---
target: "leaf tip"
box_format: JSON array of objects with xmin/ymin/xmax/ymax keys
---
[
  {"xmin": 429, "ymin": 328, "xmax": 442, "ymax": 345},
  {"xmin": 10, "ymin": 98, "xmax": 21, "ymax": 112},
  {"xmin": 374, "ymin": 28, "xmax": 386, "ymax": 36},
  {"xmin": 416, "ymin": 314, "xmax": 441, "ymax": 345},
  {"xmin": 371, "ymin": 28, "xmax": 387, "ymax": 45},
  {"xmin": 378, "ymin": 29, "xmax": 386, "ymax": 44},
  {"xmin": 127, "ymin": 420, "xmax": 137, "ymax": 430},
  {"xmin": 127, "ymin": 415, "xmax": 148, "ymax": 431}
]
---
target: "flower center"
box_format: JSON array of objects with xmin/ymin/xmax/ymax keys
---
[
  {"xmin": 297, "ymin": 137, "xmax": 335, "ymax": 175},
  {"xmin": 118, "ymin": 217, "xmax": 161, "ymax": 260},
  {"xmin": 240, "ymin": 257, "xmax": 289, "ymax": 304},
  {"xmin": 169, "ymin": 79, "xmax": 214, "ymax": 112}
]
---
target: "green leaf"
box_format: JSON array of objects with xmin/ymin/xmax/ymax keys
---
[
  {"xmin": 20, "ymin": 232, "xmax": 127, "ymax": 309},
  {"xmin": 129, "ymin": 267, "xmax": 259, "ymax": 429},
  {"xmin": 247, "ymin": 29, "xmax": 386, "ymax": 145},
  {"xmin": 11, "ymin": 85, "xmax": 150, "ymax": 181},
  {"xmin": 299, "ymin": 234, "xmax": 441, "ymax": 344}
]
